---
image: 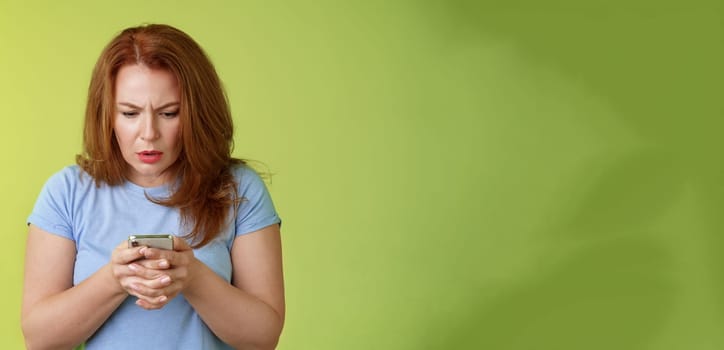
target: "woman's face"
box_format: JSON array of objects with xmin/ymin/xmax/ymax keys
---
[{"xmin": 114, "ymin": 64, "xmax": 182, "ymax": 187}]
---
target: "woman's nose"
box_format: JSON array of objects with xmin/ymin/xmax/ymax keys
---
[{"xmin": 140, "ymin": 114, "xmax": 160, "ymax": 141}]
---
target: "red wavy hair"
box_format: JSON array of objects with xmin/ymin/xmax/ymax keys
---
[{"xmin": 76, "ymin": 24, "xmax": 242, "ymax": 248}]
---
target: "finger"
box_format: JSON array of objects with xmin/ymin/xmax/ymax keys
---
[
  {"xmin": 112, "ymin": 244, "xmax": 146, "ymax": 264},
  {"xmin": 172, "ymin": 236, "xmax": 192, "ymax": 251},
  {"xmin": 163, "ymin": 265, "xmax": 189, "ymax": 283},
  {"xmin": 136, "ymin": 299, "xmax": 162, "ymax": 310},
  {"xmin": 112, "ymin": 263, "xmax": 141, "ymax": 280},
  {"xmin": 134, "ymin": 293, "xmax": 169, "ymax": 310},
  {"xmin": 140, "ymin": 247, "xmax": 171, "ymax": 260},
  {"xmin": 118, "ymin": 276, "xmax": 147, "ymax": 295},
  {"xmin": 128, "ymin": 280, "xmax": 170, "ymax": 298},
  {"xmin": 142, "ymin": 249, "xmax": 189, "ymax": 268},
  {"xmin": 127, "ymin": 263, "xmax": 170, "ymax": 280},
  {"xmin": 135, "ymin": 258, "xmax": 170, "ymax": 270},
  {"xmin": 111, "ymin": 257, "xmax": 152, "ymax": 282}
]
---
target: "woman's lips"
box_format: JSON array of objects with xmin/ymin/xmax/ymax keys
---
[{"xmin": 137, "ymin": 150, "xmax": 163, "ymax": 164}]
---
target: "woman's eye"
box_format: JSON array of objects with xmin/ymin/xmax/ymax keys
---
[
  {"xmin": 160, "ymin": 111, "xmax": 179, "ymax": 118},
  {"xmin": 121, "ymin": 111, "xmax": 138, "ymax": 117}
]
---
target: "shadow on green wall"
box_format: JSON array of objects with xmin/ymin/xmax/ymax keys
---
[
  {"xmin": 420, "ymin": 239, "xmax": 674, "ymax": 349},
  {"xmin": 407, "ymin": 1, "xmax": 719, "ymax": 347},
  {"xmin": 417, "ymin": 149, "xmax": 683, "ymax": 349}
]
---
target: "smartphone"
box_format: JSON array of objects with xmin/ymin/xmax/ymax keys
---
[{"xmin": 128, "ymin": 234, "xmax": 174, "ymax": 250}]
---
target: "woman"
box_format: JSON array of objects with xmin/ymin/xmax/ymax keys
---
[{"xmin": 21, "ymin": 24, "xmax": 284, "ymax": 350}]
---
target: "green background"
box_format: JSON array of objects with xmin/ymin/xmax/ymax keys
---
[{"xmin": 1, "ymin": 0, "xmax": 721, "ymax": 349}]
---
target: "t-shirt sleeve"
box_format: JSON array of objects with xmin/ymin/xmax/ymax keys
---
[
  {"xmin": 27, "ymin": 168, "xmax": 75, "ymax": 240},
  {"xmin": 235, "ymin": 166, "xmax": 281, "ymax": 237}
]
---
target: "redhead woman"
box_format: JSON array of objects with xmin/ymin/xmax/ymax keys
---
[{"xmin": 21, "ymin": 24, "xmax": 284, "ymax": 350}]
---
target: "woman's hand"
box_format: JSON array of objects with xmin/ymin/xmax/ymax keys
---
[
  {"xmin": 120, "ymin": 237, "xmax": 196, "ymax": 310},
  {"xmin": 110, "ymin": 240, "xmax": 174, "ymax": 309}
]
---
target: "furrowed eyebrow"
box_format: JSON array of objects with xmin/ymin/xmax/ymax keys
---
[
  {"xmin": 117, "ymin": 102, "xmax": 180, "ymax": 110},
  {"xmin": 117, "ymin": 102, "xmax": 142, "ymax": 109}
]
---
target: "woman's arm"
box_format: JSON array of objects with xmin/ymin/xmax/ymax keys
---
[
  {"xmin": 190, "ymin": 224, "xmax": 285, "ymax": 350},
  {"xmin": 135, "ymin": 224, "xmax": 285, "ymax": 350},
  {"xmin": 21, "ymin": 224, "xmax": 158, "ymax": 350}
]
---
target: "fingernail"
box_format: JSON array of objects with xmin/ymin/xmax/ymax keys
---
[
  {"xmin": 128, "ymin": 264, "xmax": 139, "ymax": 271},
  {"xmin": 159, "ymin": 260, "xmax": 169, "ymax": 268},
  {"xmin": 159, "ymin": 295, "xmax": 168, "ymax": 302},
  {"xmin": 139, "ymin": 247, "xmax": 147, "ymax": 255},
  {"xmin": 160, "ymin": 276, "xmax": 171, "ymax": 284}
]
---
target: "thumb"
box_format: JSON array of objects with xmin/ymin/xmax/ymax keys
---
[{"xmin": 173, "ymin": 236, "xmax": 192, "ymax": 251}]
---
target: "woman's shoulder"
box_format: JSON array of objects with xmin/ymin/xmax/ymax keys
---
[
  {"xmin": 230, "ymin": 162, "xmax": 271, "ymax": 192},
  {"xmin": 45, "ymin": 165, "xmax": 84, "ymax": 183},
  {"xmin": 42, "ymin": 165, "xmax": 96, "ymax": 191},
  {"xmin": 231, "ymin": 162, "xmax": 263, "ymax": 180}
]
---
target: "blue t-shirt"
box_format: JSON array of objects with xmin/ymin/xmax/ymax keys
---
[{"xmin": 27, "ymin": 164, "xmax": 281, "ymax": 349}]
